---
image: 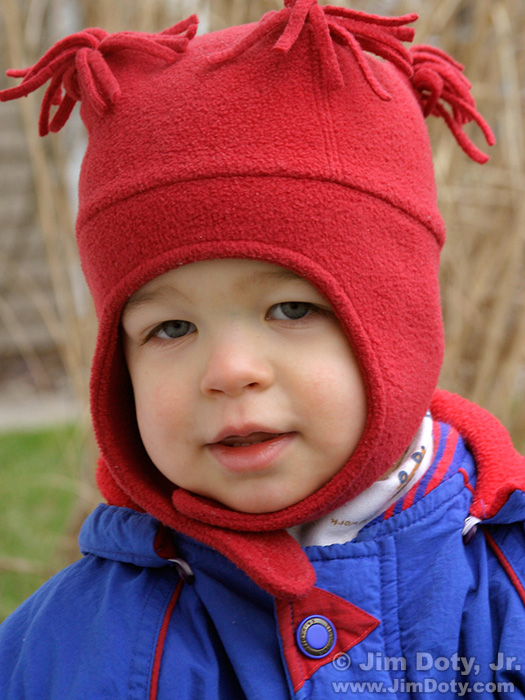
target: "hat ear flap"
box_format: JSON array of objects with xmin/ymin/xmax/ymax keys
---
[{"xmin": 96, "ymin": 457, "xmax": 144, "ymax": 511}]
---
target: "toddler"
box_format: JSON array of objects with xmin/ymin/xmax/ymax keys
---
[{"xmin": 1, "ymin": 2, "xmax": 524, "ymax": 698}]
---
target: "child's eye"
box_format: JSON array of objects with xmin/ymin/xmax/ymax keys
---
[
  {"xmin": 268, "ymin": 302, "xmax": 317, "ymax": 321},
  {"xmin": 151, "ymin": 320, "xmax": 196, "ymax": 340}
]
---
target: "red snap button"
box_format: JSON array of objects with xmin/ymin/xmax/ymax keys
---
[{"xmin": 296, "ymin": 615, "xmax": 336, "ymax": 659}]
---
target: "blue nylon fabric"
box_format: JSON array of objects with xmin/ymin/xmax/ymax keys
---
[
  {"xmin": 157, "ymin": 535, "xmax": 292, "ymax": 699},
  {"xmin": 78, "ymin": 504, "xmax": 172, "ymax": 566},
  {"xmin": 0, "ymin": 549, "xmax": 178, "ymax": 699},
  {"xmin": 1, "ymin": 428, "xmax": 525, "ymax": 699}
]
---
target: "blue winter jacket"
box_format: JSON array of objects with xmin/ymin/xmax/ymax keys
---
[{"xmin": 1, "ymin": 421, "xmax": 525, "ymax": 699}]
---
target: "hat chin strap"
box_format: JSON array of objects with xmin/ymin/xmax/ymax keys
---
[
  {"xmin": 96, "ymin": 454, "xmax": 317, "ymax": 599},
  {"xmin": 98, "ymin": 388, "xmax": 525, "ymax": 599}
]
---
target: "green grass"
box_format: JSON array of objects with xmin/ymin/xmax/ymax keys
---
[{"xmin": 0, "ymin": 424, "xmax": 86, "ymax": 622}]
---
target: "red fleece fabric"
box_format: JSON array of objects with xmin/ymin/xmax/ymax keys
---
[
  {"xmin": 82, "ymin": 11, "xmax": 448, "ymax": 530},
  {"xmin": 1, "ymin": 2, "xmax": 497, "ymax": 598},
  {"xmin": 431, "ymin": 389, "xmax": 525, "ymax": 520}
]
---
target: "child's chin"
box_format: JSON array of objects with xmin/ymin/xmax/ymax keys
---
[{"xmin": 219, "ymin": 489, "xmax": 307, "ymax": 515}]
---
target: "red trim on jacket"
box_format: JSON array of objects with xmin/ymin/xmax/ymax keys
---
[
  {"xmin": 423, "ymin": 427, "xmax": 459, "ymax": 497},
  {"xmin": 430, "ymin": 389, "xmax": 525, "ymax": 519},
  {"xmin": 483, "ymin": 530, "xmax": 525, "ymax": 608},
  {"xmin": 149, "ymin": 579, "xmax": 184, "ymax": 700},
  {"xmin": 275, "ymin": 587, "xmax": 379, "ymax": 693},
  {"xmin": 458, "ymin": 467, "xmax": 475, "ymax": 495},
  {"xmin": 400, "ymin": 421, "xmax": 443, "ymax": 513}
]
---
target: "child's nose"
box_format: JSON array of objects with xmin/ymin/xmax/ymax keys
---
[{"xmin": 199, "ymin": 329, "xmax": 274, "ymax": 398}]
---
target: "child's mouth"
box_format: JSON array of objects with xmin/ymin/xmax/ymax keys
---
[
  {"xmin": 218, "ymin": 432, "xmax": 282, "ymax": 448},
  {"xmin": 207, "ymin": 431, "xmax": 296, "ymax": 472}
]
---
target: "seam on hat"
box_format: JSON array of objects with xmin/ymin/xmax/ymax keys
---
[
  {"xmin": 78, "ymin": 172, "xmax": 445, "ymax": 246},
  {"xmin": 309, "ymin": 36, "xmax": 343, "ymax": 181}
]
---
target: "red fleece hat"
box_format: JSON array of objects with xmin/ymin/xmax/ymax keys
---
[{"xmin": 1, "ymin": 1, "xmax": 494, "ymax": 597}]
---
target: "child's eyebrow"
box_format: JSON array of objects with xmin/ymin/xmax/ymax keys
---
[
  {"xmin": 123, "ymin": 267, "xmax": 305, "ymax": 316},
  {"xmin": 229, "ymin": 267, "xmax": 308, "ymax": 296},
  {"xmin": 123, "ymin": 284, "xmax": 188, "ymax": 316},
  {"xmin": 240, "ymin": 268, "xmax": 304, "ymax": 287}
]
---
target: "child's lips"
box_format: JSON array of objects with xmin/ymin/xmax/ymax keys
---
[
  {"xmin": 207, "ymin": 431, "xmax": 296, "ymax": 473},
  {"xmin": 217, "ymin": 431, "xmax": 282, "ymax": 447}
]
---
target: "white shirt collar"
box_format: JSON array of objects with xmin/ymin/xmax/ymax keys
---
[{"xmin": 288, "ymin": 411, "xmax": 434, "ymax": 547}]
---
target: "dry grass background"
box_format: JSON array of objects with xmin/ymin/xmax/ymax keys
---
[{"xmin": 1, "ymin": 0, "xmax": 524, "ymax": 446}]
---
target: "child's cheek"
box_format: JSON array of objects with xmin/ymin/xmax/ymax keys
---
[{"xmin": 136, "ymin": 369, "xmax": 195, "ymax": 458}]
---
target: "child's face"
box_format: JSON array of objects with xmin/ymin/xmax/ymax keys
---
[{"xmin": 122, "ymin": 259, "xmax": 367, "ymax": 514}]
